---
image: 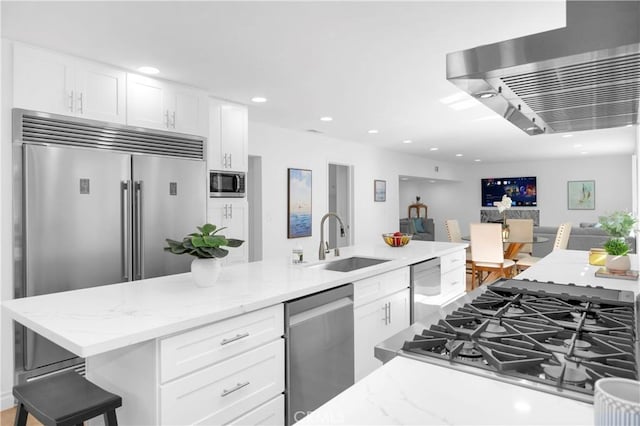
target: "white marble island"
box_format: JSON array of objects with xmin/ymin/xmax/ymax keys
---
[
  {"xmin": 300, "ymin": 250, "xmax": 639, "ymax": 426},
  {"xmin": 2, "ymin": 241, "xmax": 466, "ymax": 425}
]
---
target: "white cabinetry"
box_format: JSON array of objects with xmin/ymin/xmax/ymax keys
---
[
  {"xmin": 87, "ymin": 304, "xmax": 285, "ymax": 425},
  {"xmin": 127, "ymin": 73, "xmax": 206, "ymax": 135},
  {"xmin": 353, "ymin": 267, "xmax": 410, "ymax": 381},
  {"xmin": 13, "ymin": 43, "xmax": 126, "ymax": 123},
  {"xmin": 208, "ymin": 199, "xmax": 248, "ymax": 264},
  {"xmin": 209, "ymin": 98, "xmax": 248, "ymax": 171}
]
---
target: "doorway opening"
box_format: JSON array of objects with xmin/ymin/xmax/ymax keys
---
[{"xmin": 328, "ymin": 163, "xmax": 354, "ymax": 248}]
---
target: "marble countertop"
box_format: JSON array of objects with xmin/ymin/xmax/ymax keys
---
[
  {"xmin": 298, "ymin": 356, "xmax": 594, "ymax": 425},
  {"xmin": 1, "ymin": 241, "xmax": 466, "ymax": 357},
  {"xmin": 516, "ymin": 249, "xmax": 639, "ymax": 294}
]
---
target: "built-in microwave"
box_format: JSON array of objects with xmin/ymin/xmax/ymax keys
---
[{"xmin": 209, "ymin": 170, "xmax": 246, "ymax": 197}]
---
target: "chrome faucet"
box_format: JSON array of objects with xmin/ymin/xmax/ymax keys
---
[{"xmin": 319, "ymin": 212, "xmax": 346, "ymax": 260}]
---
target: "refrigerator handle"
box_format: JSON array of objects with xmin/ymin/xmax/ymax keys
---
[
  {"xmin": 134, "ymin": 180, "xmax": 144, "ymax": 280},
  {"xmin": 121, "ymin": 180, "xmax": 132, "ymax": 281}
]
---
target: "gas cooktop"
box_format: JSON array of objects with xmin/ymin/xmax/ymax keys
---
[{"xmin": 377, "ymin": 279, "xmax": 638, "ymax": 403}]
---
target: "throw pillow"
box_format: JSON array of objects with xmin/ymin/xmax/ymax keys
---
[{"xmin": 413, "ymin": 218, "xmax": 425, "ymax": 233}]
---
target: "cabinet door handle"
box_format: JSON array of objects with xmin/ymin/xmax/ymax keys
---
[
  {"xmin": 68, "ymin": 90, "xmax": 74, "ymax": 112},
  {"xmin": 78, "ymin": 92, "xmax": 84, "ymax": 114},
  {"xmin": 165, "ymin": 110, "xmax": 170, "ymax": 128},
  {"xmin": 229, "ymin": 204, "xmax": 233, "ymax": 219},
  {"xmin": 220, "ymin": 332, "xmax": 250, "ymax": 346},
  {"xmin": 221, "ymin": 381, "xmax": 250, "ymax": 397},
  {"xmin": 388, "ymin": 302, "xmax": 391, "ymax": 324},
  {"xmin": 223, "ymin": 204, "xmax": 228, "ymax": 219},
  {"xmin": 171, "ymin": 111, "xmax": 176, "ymax": 128},
  {"xmin": 229, "ymin": 153, "xmax": 232, "ymax": 168}
]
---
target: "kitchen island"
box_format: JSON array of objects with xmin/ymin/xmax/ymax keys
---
[
  {"xmin": 300, "ymin": 249, "xmax": 639, "ymax": 426},
  {"xmin": 2, "ymin": 241, "xmax": 466, "ymax": 425}
]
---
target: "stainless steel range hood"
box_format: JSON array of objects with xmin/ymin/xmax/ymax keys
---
[{"xmin": 446, "ymin": 0, "xmax": 640, "ymax": 135}]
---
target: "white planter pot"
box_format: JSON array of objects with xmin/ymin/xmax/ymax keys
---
[
  {"xmin": 605, "ymin": 254, "xmax": 631, "ymax": 274},
  {"xmin": 191, "ymin": 258, "xmax": 222, "ymax": 287}
]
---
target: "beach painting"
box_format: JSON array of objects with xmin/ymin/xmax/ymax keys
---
[
  {"xmin": 288, "ymin": 168, "xmax": 312, "ymax": 238},
  {"xmin": 567, "ymin": 180, "xmax": 595, "ymax": 210}
]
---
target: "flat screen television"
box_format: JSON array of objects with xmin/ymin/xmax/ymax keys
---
[{"xmin": 481, "ymin": 176, "xmax": 537, "ymax": 207}]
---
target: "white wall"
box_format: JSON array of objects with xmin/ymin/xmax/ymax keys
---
[{"xmin": 248, "ymin": 122, "xmax": 464, "ymax": 262}]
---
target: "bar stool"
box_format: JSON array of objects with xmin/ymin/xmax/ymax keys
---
[{"xmin": 13, "ymin": 370, "xmax": 122, "ymax": 426}]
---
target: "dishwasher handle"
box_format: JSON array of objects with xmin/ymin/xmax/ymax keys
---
[{"xmin": 289, "ymin": 297, "xmax": 353, "ymax": 327}]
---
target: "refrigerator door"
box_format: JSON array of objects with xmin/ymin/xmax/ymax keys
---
[
  {"xmin": 24, "ymin": 144, "xmax": 131, "ymax": 370},
  {"xmin": 132, "ymin": 155, "xmax": 206, "ymax": 279}
]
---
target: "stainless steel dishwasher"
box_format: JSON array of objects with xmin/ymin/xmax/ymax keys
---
[
  {"xmin": 285, "ymin": 283, "xmax": 354, "ymax": 425},
  {"xmin": 410, "ymin": 257, "xmax": 441, "ymax": 323}
]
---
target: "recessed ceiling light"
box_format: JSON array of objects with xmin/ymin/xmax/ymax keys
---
[
  {"xmin": 429, "ymin": 180, "xmax": 436, "ymax": 184},
  {"xmin": 562, "ymin": 134, "xmax": 573, "ymax": 138},
  {"xmin": 320, "ymin": 116, "xmax": 333, "ymax": 122},
  {"xmin": 573, "ymin": 143, "xmax": 583, "ymax": 148},
  {"xmin": 400, "ymin": 177, "xmax": 409, "ymax": 181},
  {"xmin": 474, "ymin": 159, "xmax": 481, "ymax": 162},
  {"xmin": 429, "ymin": 147, "xmax": 439, "ymax": 151},
  {"xmin": 367, "ymin": 129, "xmax": 379, "ymax": 134},
  {"xmin": 402, "ymin": 140, "xmax": 412, "ymax": 144},
  {"xmin": 251, "ymin": 96, "xmax": 267, "ymax": 103},
  {"xmin": 525, "ymin": 126, "xmax": 537, "ymax": 131},
  {"xmin": 580, "ymin": 151, "xmax": 589, "ymax": 155},
  {"xmin": 137, "ymin": 66, "xmax": 159, "ymax": 75},
  {"xmin": 439, "ymin": 92, "xmax": 467, "ymax": 105},
  {"xmin": 455, "ymin": 153, "xmax": 463, "ymax": 157}
]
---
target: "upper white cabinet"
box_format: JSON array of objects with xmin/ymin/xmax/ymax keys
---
[
  {"xmin": 13, "ymin": 43, "xmax": 126, "ymax": 123},
  {"xmin": 127, "ymin": 73, "xmax": 206, "ymax": 136},
  {"xmin": 209, "ymin": 98, "xmax": 248, "ymax": 172}
]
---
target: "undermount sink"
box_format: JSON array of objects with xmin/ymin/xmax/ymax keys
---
[{"xmin": 308, "ymin": 256, "xmax": 390, "ymax": 273}]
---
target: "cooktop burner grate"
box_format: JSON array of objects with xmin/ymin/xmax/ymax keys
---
[{"xmin": 401, "ymin": 280, "xmax": 637, "ymax": 399}]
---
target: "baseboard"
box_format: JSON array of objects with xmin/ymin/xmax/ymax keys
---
[{"xmin": 1, "ymin": 390, "xmax": 14, "ymax": 410}]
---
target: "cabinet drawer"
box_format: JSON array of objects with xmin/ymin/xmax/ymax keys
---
[
  {"xmin": 441, "ymin": 266, "xmax": 465, "ymax": 297},
  {"xmin": 228, "ymin": 394, "xmax": 284, "ymax": 426},
  {"xmin": 440, "ymin": 250, "xmax": 466, "ymax": 274},
  {"xmin": 354, "ymin": 267, "xmax": 409, "ymax": 306},
  {"xmin": 160, "ymin": 304, "xmax": 283, "ymax": 382},
  {"xmin": 160, "ymin": 339, "xmax": 284, "ymax": 426}
]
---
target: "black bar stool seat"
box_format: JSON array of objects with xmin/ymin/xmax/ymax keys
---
[{"xmin": 13, "ymin": 371, "xmax": 122, "ymax": 426}]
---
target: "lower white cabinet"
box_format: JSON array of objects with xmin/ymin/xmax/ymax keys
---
[
  {"xmin": 86, "ymin": 305, "xmax": 285, "ymax": 426},
  {"xmin": 353, "ymin": 268, "xmax": 410, "ymax": 381},
  {"xmin": 160, "ymin": 339, "xmax": 284, "ymax": 425}
]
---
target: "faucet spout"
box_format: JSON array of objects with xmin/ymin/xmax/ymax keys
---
[{"xmin": 319, "ymin": 212, "xmax": 346, "ymax": 260}]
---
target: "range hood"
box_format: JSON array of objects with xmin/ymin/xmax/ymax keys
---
[{"xmin": 446, "ymin": 0, "xmax": 639, "ymax": 135}]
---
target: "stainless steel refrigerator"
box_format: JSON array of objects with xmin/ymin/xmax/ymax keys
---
[{"xmin": 14, "ymin": 109, "xmax": 206, "ymax": 382}]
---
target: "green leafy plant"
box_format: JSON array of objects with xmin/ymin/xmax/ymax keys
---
[
  {"xmin": 165, "ymin": 223, "xmax": 244, "ymax": 259},
  {"xmin": 603, "ymin": 238, "xmax": 630, "ymax": 256},
  {"xmin": 598, "ymin": 211, "xmax": 637, "ymax": 238}
]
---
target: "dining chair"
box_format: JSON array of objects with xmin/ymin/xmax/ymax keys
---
[
  {"xmin": 445, "ymin": 219, "xmax": 473, "ymax": 275},
  {"xmin": 516, "ymin": 222, "xmax": 572, "ymax": 271},
  {"xmin": 506, "ymin": 219, "xmax": 534, "ymax": 259},
  {"xmin": 469, "ymin": 223, "xmax": 516, "ymax": 289}
]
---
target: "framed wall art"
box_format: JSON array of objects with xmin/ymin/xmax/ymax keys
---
[
  {"xmin": 288, "ymin": 168, "xmax": 312, "ymax": 238},
  {"xmin": 567, "ymin": 180, "xmax": 595, "ymax": 210},
  {"xmin": 374, "ymin": 179, "xmax": 386, "ymax": 202}
]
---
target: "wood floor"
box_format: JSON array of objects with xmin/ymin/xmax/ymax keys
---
[{"xmin": 1, "ymin": 405, "xmax": 42, "ymax": 426}]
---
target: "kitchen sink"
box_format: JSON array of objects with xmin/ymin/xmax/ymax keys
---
[{"xmin": 308, "ymin": 256, "xmax": 390, "ymax": 272}]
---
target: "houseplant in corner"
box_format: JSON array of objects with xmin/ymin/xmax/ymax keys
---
[
  {"xmin": 165, "ymin": 223, "xmax": 244, "ymax": 287},
  {"xmin": 598, "ymin": 211, "xmax": 637, "ymax": 273}
]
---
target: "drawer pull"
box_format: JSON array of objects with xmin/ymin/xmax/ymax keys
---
[
  {"xmin": 220, "ymin": 332, "xmax": 250, "ymax": 346},
  {"xmin": 221, "ymin": 381, "xmax": 250, "ymax": 397}
]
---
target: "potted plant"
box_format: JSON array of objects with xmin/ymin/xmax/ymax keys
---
[
  {"xmin": 165, "ymin": 223, "xmax": 244, "ymax": 287},
  {"xmin": 598, "ymin": 211, "xmax": 637, "ymax": 273}
]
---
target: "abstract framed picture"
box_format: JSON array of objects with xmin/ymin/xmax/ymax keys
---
[
  {"xmin": 374, "ymin": 179, "xmax": 386, "ymax": 202},
  {"xmin": 567, "ymin": 180, "xmax": 595, "ymax": 210},
  {"xmin": 288, "ymin": 168, "xmax": 312, "ymax": 238}
]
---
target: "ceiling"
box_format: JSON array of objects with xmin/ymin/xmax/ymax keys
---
[{"xmin": 2, "ymin": 1, "xmax": 637, "ymax": 163}]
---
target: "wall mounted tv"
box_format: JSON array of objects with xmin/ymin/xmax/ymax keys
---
[{"xmin": 481, "ymin": 176, "xmax": 537, "ymax": 207}]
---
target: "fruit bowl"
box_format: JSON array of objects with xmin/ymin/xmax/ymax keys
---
[{"xmin": 382, "ymin": 233, "xmax": 412, "ymax": 247}]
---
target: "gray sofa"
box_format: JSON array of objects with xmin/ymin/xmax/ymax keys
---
[
  {"xmin": 399, "ymin": 217, "xmax": 435, "ymax": 241},
  {"xmin": 532, "ymin": 224, "xmax": 637, "ymax": 257}
]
